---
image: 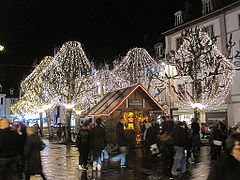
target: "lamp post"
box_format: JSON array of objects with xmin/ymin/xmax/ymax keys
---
[{"xmin": 165, "ymin": 64, "xmax": 177, "ymax": 119}]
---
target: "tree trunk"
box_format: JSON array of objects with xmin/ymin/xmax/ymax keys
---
[
  {"xmin": 194, "ymin": 107, "xmax": 201, "ymax": 122},
  {"xmin": 39, "ymin": 112, "xmax": 43, "ymax": 130},
  {"xmin": 45, "ymin": 111, "xmax": 53, "ymax": 139},
  {"xmin": 65, "ymin": 109, "xmax": 73, "ymax": 144}
]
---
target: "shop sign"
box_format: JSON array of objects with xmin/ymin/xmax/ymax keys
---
[{"xmin": 128, "ymin": 99, "xmax": 143, "ymax": 108}]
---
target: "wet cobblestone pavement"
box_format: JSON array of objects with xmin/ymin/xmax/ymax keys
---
[{"xmin": 32, "ymin": 139, "xmax": 212, "ymax": 180}]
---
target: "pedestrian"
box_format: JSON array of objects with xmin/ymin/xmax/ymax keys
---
[
  {"xmin": 170, "ymin": 121, "xmax": 188, "ymax": 177},
  {"xmin": 183, "ymin": 121, "xmax": 193, "ymax": 165},
  {"xmin": 160, "ymin": 116, "xmax": 174, "ymax": 135},
  {"xmin": 160, "ymin": 132, "xmax": 175, "ymax": 177},
  {"xmin": 142, "ymin": 121, "xmax": 159, "ymax": 169},
  {"xmin": 91, "ymin": 118, "xmax": 106, "ymax": 171},
  {"xmin": 111, "ymin": 118, "xmax": 128, "ymax": 168},
  {"xmin": 209, "ymin": 124, "xmax": 225, "ymax": 160},
  {"xmin": 15, "ymin": 122, "xmax": 28, "ymax": 179},
  {"xmin": 207, "ymin": 133, "xmax": 240, "ymax": 180},
  {"xmin": 76, "ymin": 122, "xmax": 91, "ymax": 170},
  {"xmin": 34, "ymin": 122, "xmax": 43, "ymax": 137},
  {"xmin": 0, "ymin": 119, "xmax": 21, "ymax": 180},
  {"xmin": 24, "ymin": 127, "xmax": 47, "ymax": 180},
  {"xmin": 190, "ymin": 118, "xmax": 200, "ymax": 152}
]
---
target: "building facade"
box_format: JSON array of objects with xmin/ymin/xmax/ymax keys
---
[
  {"xmin": 0, "ymin": 84, "xmax": 19, "ymax": 119},
  {"xmin": 162, "ymin": 0, "xmax": 240, "ymax": 126}
]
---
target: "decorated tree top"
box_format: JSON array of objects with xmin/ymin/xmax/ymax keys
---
[
  {"xmin": 42, "ymin": 41, "xmax": 94, "ymax": 107},
  {"xmin": 168, "ymin": 27, "xmax": 235, "ymax": 110}
]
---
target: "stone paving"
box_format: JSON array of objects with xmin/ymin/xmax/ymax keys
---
[{"xmin": 29, "ymin": 139, "xmax": 212, "ymax": 180}]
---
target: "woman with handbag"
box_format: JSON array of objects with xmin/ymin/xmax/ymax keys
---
[{"xmin": 24, "ymin": 127, "xmax": 47, "ymax": 180}]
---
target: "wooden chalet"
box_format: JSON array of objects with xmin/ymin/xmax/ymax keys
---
[{"xmin": 87, "ymin": 84, "xmax": 167, "ymax": 146}]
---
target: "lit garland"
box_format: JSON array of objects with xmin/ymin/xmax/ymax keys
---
[
  {"xmin": 113, "ymin": 47, "xmax": 165, "ymax": 98},
  {"xmin": 41, "ymin": 41, "xmax": 94, "ymax": 111},
  {"xmin": 167, "ymin": 27, "xmax": 235, "ymax": 110}
]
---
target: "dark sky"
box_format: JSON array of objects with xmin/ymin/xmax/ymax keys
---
[{"xmin": 0, "ymin": 0, "xmax": 191, "ymax": 91}]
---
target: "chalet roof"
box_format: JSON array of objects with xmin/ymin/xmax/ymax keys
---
[{"xmin": 87, "ymin": 84, "xmax": 166, "ymax": 117}]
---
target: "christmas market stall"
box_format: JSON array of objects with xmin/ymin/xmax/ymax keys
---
[{"xmin": 87, "ymin": 84, "xmax": 167, "ymax": 147}]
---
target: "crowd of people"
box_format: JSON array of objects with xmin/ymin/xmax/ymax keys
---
[
  {"xmin": 0, "ymin": 119, "xmax": 46, "ymax": 180},
  {"xmin": 1, "ymin": 116, "xmax": 240, "ymax": 180},
  {"xmin": 140, "ymin": 116, "xmax": 240, "ymax": 179},
  {"xmin": 75, "ymin": 117, "xmax": 128, "ymax": 172}
]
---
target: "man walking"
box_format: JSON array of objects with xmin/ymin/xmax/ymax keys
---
[
  {"xmin": 0, "ymin": 119, "xmax": 21, "ymax": 180},
  {"xmin": 111, "ymin": 118, "xmax": 128, "ymax": 167}
]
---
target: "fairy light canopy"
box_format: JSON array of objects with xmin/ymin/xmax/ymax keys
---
[
  {"xmin": 112, "ymin": 47, "xmax": 165, "ymax": 98},
  {"xmin": 41, "ymin": 41, "xmax": 94, "ymax": 109},
  {"xmin": 167, "ymin": 27, "xmax": 235, "ymax": 110},
  {"xmin": 21, "ymin": 56, "xmax": 53, "ymax": 93}
]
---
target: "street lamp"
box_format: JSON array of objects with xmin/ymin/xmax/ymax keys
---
[{"xmin": 165, "ymin": 64, "xmax": 178, "ymax": 119}]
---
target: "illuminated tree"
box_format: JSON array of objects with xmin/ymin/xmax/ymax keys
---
[
  {"xmin": 42, "ymin": 41, "xmax": 93, "ymax": 143},
  {"xmin": 113, "ymin": 47, "xmax": 165, "ymax": 98},
  {"xmin": 167, "ymin": 27, "xmax": 235, "ymax": 121}
]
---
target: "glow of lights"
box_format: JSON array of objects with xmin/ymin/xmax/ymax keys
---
[
  {"xmin": 63, "ymin": 103, "xmax": 75, "ymax": 110},
  {"xmin": 191, "ymin": 103, "xmax": 205, "ymax": 109},
  {"xmin": 167, "ymin": 27, "xmax": 235, "ymax": 110},
  {"xmin": 0, "ymin": 44, "xmax": 4, "ymax": 51},
  {"xmin": 113, "ymin": 47, "xmax": 165, "ymax": 98}
]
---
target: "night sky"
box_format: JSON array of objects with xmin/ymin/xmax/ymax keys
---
[{"xmin": 0, "ymin": 0, "xmax": 198, "ymax": 91}]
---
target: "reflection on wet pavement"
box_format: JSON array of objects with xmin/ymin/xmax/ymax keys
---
[{"xmin": 36, "ymin": 140, "xmax": 212, "ymax": 180}]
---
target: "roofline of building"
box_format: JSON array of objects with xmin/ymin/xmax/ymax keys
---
[{"xmin": 163, "ymin": 0, "xmax": 240, "ymax": 36}]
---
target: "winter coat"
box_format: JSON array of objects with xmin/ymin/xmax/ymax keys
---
[
  {"xmin": 191, "ymin": 122, "xmax": 200, "ymax": 135},
  {"xmin": 115, "ymin": 122, "xmax": 126, "ymax": 147},
  {"xmin": 76, "ymin": 127, "xmax": 91, "ymax": 151},
  {"xmin": 161, "ymin": 121, "xmax": 174, "ymax": 135},
  {"xmin": 171, "ymin": 126, "xmax": 188, "ymax": 147},
  {"xmin": 207, "ymin": 152, "xmax": 240, "ymax": 180},
  {"xmin": 91, "ymin": 125, "xmax": 106, "ymax": 152},
  {"xmin": 0, "ymin": 128, "xmax": 21, "ymax": 158},
  {"xmin": 24, "ymin": 134, "xmax": 43, "ymax": 175}
]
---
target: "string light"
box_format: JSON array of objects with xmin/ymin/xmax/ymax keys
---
[{"xmin": 167, "ymin": 27, "xmax": 235, "ymax": 110}]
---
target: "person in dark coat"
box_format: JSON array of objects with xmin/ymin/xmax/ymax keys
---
[
  {"xmin": 190, "ymin": 118, "xmax": 200, "ymax": 152},
  {"xmin": 111, "ymin": 118, "xmax": 128, "ymax": 167},
  {"xmin": 171, "ymin": 121, "xmax": 188, "ymax": 177},
  {"xmin": 76, "ymin": 122, "xmax": 91, "ymax": 170},
  {"xmin": 24, "ymin": 127, "xmax": 47, "ymax": 180},
  {"xmin": 15, "ymin": 122, "xmax": 28, "ymax": 179},
  {"xmin": 0, "ymin": 119, "xmax": 21, "ymax": 180},
  {"xmin": 91, "ymin": 118, "xmax": 106, "ymax": 171},
  {"xmin": 207, "ymin": 133, "xmax": 240, "ymax": 180},
  {"xmin": 209, "ymin": 124, "xmax": 225, "ymax": 160},
  {"xmin": 160, "ymin": 116, "xmax": 174, "ymax": 135}
]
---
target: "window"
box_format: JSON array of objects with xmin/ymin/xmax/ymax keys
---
[
  {"xmin": 0, "ymin": 97, "xmax": 3, "ymax": 105},
  {"xmin": 205, "ymin": 25, "xmax": 214, "ymax": 39},
  {"xmin": 177, "ymin": 84, "xmax": 186, "ymax": 101},
  {"xmin": 175, "ymin": 15, "xmax": 183, "ymax": 26},
  {"xmin": 11, "ymin": 99, "xmax": 15, "ymax": 104},
  {"xmin": 176, "ymin": 37, "xmax": 183, "ymax": 49},
  {"xmin": 203, "ymin": 0, "xmax": 213, "ymax": 15},
  {"xmin": 154, "ymin": 43, "xmax": 164, "ymax": 59},
  {"xmin": 9, "ymin": 89, "xmax": 14, "ymax": 95}
]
